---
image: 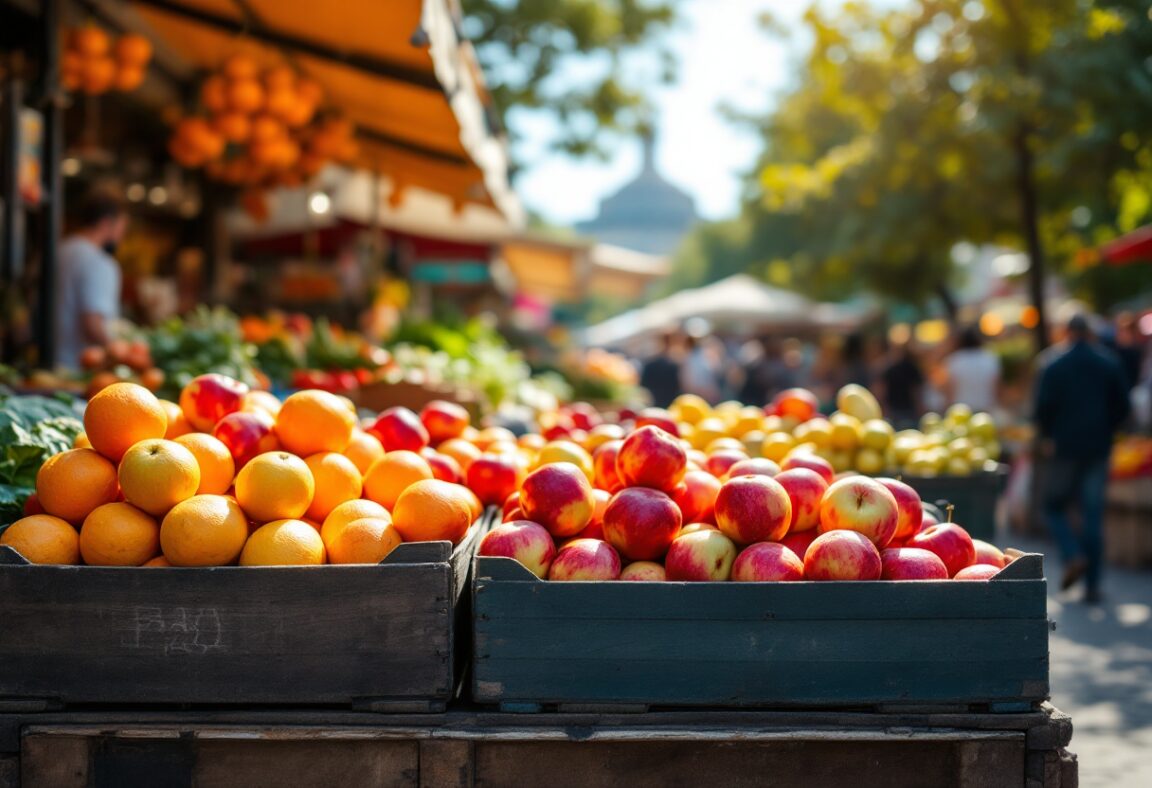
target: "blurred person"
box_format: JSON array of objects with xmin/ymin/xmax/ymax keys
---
[
  {"xmin": 55, "ymin": 189, "xmax": 127, "ymax": 370},
  {"xmin": 878, "ymin": 340, "xmax": 925, "ymax": 429},
  {"xmin": 1110, "ymin": 312, "xmax": 1147, "ymax": 392},
  {"xmin": 740, "ymin": 336, "xmax": 795, "ymax": 406},
  {"xmin": 943, "ymin": 325, "xmax": 1001, "ymax": 412},
  {"xmin": 1034, "ymin": 315, "xmax": 1130, "ymax": 604},
  {"xmin": 841, "ymin": 332, "xmax": 872, "ymax": 389},
  {"xmin": 639, "ymin": 331, "xmax": 683, "ymax": 408},
  {"xmin": 681, "ymin": 334, "xmax": 722, "ymax": 404}
]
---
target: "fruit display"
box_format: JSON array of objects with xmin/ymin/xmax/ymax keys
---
[
  {"xmin": 0, "ymin": 380, "xmax": 483, "ymax": 567},
  {"xmin": 62, "ymin": 26, "xmax": 152, "ymax": 95}
]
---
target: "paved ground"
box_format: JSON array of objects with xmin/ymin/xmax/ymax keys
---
[{"xmin": 1009, "ymin": 534, "xmax": 1152, "ymax": 788}]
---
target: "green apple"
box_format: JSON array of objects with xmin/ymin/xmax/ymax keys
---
[
  {"xmin": 945, "ymin": 456, "xmax": 972, "ymax": 476},
  {"xmin": 829, "ymin": 412, "xmax": 862, "ymax": 451},
  {"xmin": 795, "ymin": 417, "xmax": 832, "ymax": 448},
  {"xmin": 946, "ymin": 403, "xmax": 973, "ymax": 424},
  {"xmin": 855, "ymin": 448, "xmax": 886, "ymax": 474},
  {"xmin": 968, "ymin": 412, "xmax": 997, "ymax": 443},
  {"xmin": 828, "ymin": 449, "xmax": 855, "ymax": 473},
  {"xmin": 740, "ymin": 429, "xmax": 766, "ymax": 457},
  {"xmin": 763, "ymin": 415, "xmax": 783, "ymax": 433},
  {"xmin": 892, "ymin": 435, "xmax": 922, "ymax": 464},
  {"xmin": 920, "ymin": 412, "xmax": 942, "ymax": 432},
  {"xmin": 948, "ymin": 438, "xmax": 974, "ymax": 456},
  {"xmin": 860, "ymin": 419, "xmax": 895, "ymax": 451},
  {"xmin": 968, "ymin": 446, "xmax": 990, "ymax": 465},
  {"xmin": 778, "ymin": 415, "xmax": 801, "ymax": 433},
  {"xmin": 984, "ymin": 439, "xmax": 1002, "ymax": 460}
]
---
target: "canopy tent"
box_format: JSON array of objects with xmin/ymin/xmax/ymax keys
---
[
  {"xmin": 1100, "ymin": 224, "xmax": 1152, "ymax": 266},
  {"xmin": 498, "ymin": 235, "xmax": 670, "ymax": 303},
  {"xmin": 581, "ymin": 274, "xmax": 866, "ymax": 350}
]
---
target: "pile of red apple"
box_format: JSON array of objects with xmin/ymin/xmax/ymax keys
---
[{"xmin": 479, "ymin": 422, "xmax": 1012, "ymax": 582}]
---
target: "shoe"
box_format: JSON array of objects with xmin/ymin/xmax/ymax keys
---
[
  {"xmin": 1061, "ymin": 558, "xmax": 1087, "ymax": 591},
  {"xmin": 1083, "ymin": 588, "xmax": 1103, "ymax": 605}
]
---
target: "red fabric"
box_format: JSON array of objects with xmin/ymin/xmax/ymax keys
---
[{"xmin": 1101, "ymin": 224, "xmax": 1152, "ymax": 265}]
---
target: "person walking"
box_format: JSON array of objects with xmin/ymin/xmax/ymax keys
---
[
  {"xmin": 1034, "ymin": 315, "xmax": 1130, "ymax": 604},
  {"xmin": 54, "ymin": 188, "xmax": 127, "ymax": 370},
  {"xmin": 639, "ymin": 331, "xmax": 683, "ymax": 408},
  {"xmin": 944, "ymin": 325, "xmax": 1001, "ymax": 412},
  {"xmin": 878, "ymin": 340, "xmax": 925, "ymax": 429}
]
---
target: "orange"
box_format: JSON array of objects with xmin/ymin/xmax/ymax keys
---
[
  {"xmin": 438, "ymin": 438, "xmax": 481, "ymax": 471},
  {"xmin": 142, "ymin": 555, "xmax": 171, "ymax": 567},
  {"xmin": 242, "ymin": 389, "xmax": 282, "ymax": 418},
  {"xmin": 323, "ymin": 517, "xmax": 402, "ymax": 564},
  {"xmin": 240, "ymin": 519, "xmax": 326, "ymax": 566},
  {"xmin": 343, "ymin": 429, "xmax": 385, "ymax": 475},
  {"xmin": 321, "ymin": 499, "xmax": 390, "ymax": 541},
  {"xmin": 160, "ymin": 494, "xmax": 249, "ymax": 566},
  {"xmin": 363, "ymin": 450, "xmax": 433, "ymax": 511},
  {"xmin": 158, "ymin": 400, "xmax": 193, "ymax": 439},
  {"xmin": 73, "ymin": 432, "xmax": 92, "ymax": 449},
  {"xmin": 275, "ymin": 390, "xmax": 356, "ymax": 456},
  {"xmin": 0, "ymin": 515, "xmax": 80, "ymax": 564},
  {"xmin": 223, "ymin": 53, "xmax": 259, "ymax": 81},
  {"xmin": 391, "ymin": 479, "xmax": 474, "ymax": 544},
  {"xmin": 36, "ymin": 448, "xmax": 119, "ymax": 524},
  {"xmin": 174, "ymin": 433, "xmax": 235, "ymax": 495},
  {"xmin": 84, "ymin": 382, "xmax": 168, "ymax": 461},
  {"xmin": 80, "ymin": 502, "xmax": 159, "ymax": 566},
  {"xmin": 234, "ymin": 451, "xmax": 314, "ymax": 522},
  {"xmin": 118, "ymin": 439, "xmax": 201, "ymax": 516},
  {"xmin": 302, "ymin": 452, "xmax": 362, "ymax": 522},
  {"xmin": 474, "ymin": 427, "xmax": 516, "ymax": 451}
]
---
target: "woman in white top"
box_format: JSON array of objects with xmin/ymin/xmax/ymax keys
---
[{"xmin": 944, "ymin": 326, "xmax": 1001, "ymax": 413}]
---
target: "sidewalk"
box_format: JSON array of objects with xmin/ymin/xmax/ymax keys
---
[{"xmin": 1010, "ymin": 535, "xmax": 1152, "ymax": 788}]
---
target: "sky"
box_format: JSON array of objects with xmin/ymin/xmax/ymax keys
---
[{"xmin": 512, "ymin": 1, "xmax": 820, "ymax": 227}]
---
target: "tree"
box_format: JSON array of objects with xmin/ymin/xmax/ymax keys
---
[{"xmin": 461, "ymin": 0, "xmax": 677, "ymax": 159}]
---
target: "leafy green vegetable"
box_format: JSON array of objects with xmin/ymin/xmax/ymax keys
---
[{"xmin": 0, "ymin": 392, "xmax": 84, "ymax": 526}]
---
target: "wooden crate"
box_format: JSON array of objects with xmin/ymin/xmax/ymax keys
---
[
  {"xmin": 0, "ymin": 515, "xmax": 491, "ymax": 713},
  {"xmin": 473, "ymin": 554, "xmax": 1050, "ymax": 713},
  {"xmin": 904, "ymin": 467, "xmax": 1009, "ymax": 542},
  {"xmin": 0, "ymin": 705, "xmax": 1076, "ymax": 788}
]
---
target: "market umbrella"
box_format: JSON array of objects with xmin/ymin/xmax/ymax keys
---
[{"xmin": 1100, "ymin": 224, "xmax": 1152, "ymax": 265}]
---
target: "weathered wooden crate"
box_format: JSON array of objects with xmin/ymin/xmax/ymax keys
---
[
  {"xmin": 1104, "ymin": 477, "xmax": 1152, "ymax": 569},
  {"xmin": 904, "ymin": 466, "xmax": 1009, "ymax": 542},
  {"xmin": 0, "ymin": 514, "xmax": 491, "ymax": 713},
  {"xmin": 473, "ymin": 553, "xmax": 1050, "ymax": 713}
]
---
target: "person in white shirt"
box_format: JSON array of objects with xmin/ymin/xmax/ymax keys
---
[
  {"xmin": 54, "ymin": 189, "xmax": 126, "ymax": 371},
  {"xmin": 944, "ymin": 325, "xmax": 1001, "ymax": 413}
]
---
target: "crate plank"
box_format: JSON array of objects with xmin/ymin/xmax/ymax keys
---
[
  {"xmin": 195, "ymin": 740, "xmax": 419, "ymax": 788},
  {"xmin": 21, "ymin": 735, "xmax": 88, "ymax": 788}
]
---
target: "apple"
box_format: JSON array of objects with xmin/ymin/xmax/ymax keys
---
[
  {"xmin": 478, "ymin": 520, "xmax": 557, "ymax": 579},
  {"xmin": 213, "ymin": 410, "xmax": 279, "ymax": 467},
  {"xmin": 665, "ymin": 529, "xmax": 738, "ymax": 581},
  {"xmin": 635, "ymin": 408, "xmax": 680, "ymax": 437},
  {"xmin": 794, "ymin": 417, "xmax": 832, "ymax": 449},
  {"xmin": 908, "ymin": 523, "xmax": 977, "ymax": 577},
  {"xmin": 859, "ymin": 419, "xmax": 895, "ymax": 452},
  {"xmin": 466, "ymin": 453, "xmax": 525, "ymax": 506},
  {"xmin": 773, "ymin": 468, "xmax": 828, "ymax": 533},
  {"xmin": 179, "ymin": 373, "xmax": 249, "ymax": 431},
  {"xmin": 573, "ymin": 488, "xmax": 611, "ymax": 540},
  {"xmin": 704, "ymin": 448, "xmax": 749, "ymax": 479},
  {"xmin": 972, "ymin": 539, "xmax": 1006, "ymax": 568},
  {"xmin": 519, "ymin": 462, "xmax": 595, "ymax": 538},
  {"xmin": 419, "ymin": 400, "xmax": 470, "ymax": 444},
  {"xmin": 828, "ymin": 413, "xmax": 861, "ymax": 452},
  {"xmin": 818, "ymin": 476, "xmax": 899, "ymax": 547},
  {"xmin": 672, "ymin": 470, "xmax": 722, "ymax": 524},
  {"xmin": 705, "ymin": 437, "xmax": 746, "ymax": 454},
  {"xmin": 880, "ymin": 547, "xmax": 949, "ymax": 580},
  {"xmin": 836, "ymin": 384, "xmax": 882, "ymax": 422},
  {"xmin": 714, "ymin": 475, "xmax": 792, "ymax": 545},
  {"xmin": 619, "ymin": 561, "xmax": 666, "ymax": 581},
  {"xmin": 565, "ymin": 402, "xmax": 602, "ymax": 431},
  {"xmin": 616, "ymin": 425, "xmax": 687, "ymax": 493},
  {"xmin": 732, "ymin": 542, "xmax": 805, "ymax": 581},
  {"xmin": 854, "ymin": 449, "xmax": 886, "ymax": 475},
  {"xmin": 804, "ymin": 530, "xmax": 882, "ymax": 581},
  {"xmin": 954, "ymin": 563, "xmax": 1001, "ymax": 580},
  {"xmin": 779, "ymin": 453, "xmax": 835, "ymax": 485},
  {"xmin": 771, "ymin": 388, "xmax": 819, "ymax": 422},
  {"xmin": 602, "ymin": 487, "xmax": 683, "ymax": 561},
  {"xmin": 503, "ymin": 506, "xmax": 525, "ymax": 522},
  {"xmin": 727, "ymin": 458, "xmax": 781, "ymax": 478},
  {"xmin": 585, "ymin": 423, "xmax": 625, "ymax": 451},
  {"xmin": 874, "ymin": 477, "xmax": 922, "ymax": 541},
  {"xmin": 368, "ymin": 407, "xmax": 430, "ymax": 452},
  {"xmin": 502, "ymin": 492, "xmax": 521, "ymax": 518},
  {"xmin": 678, "ymin": 522, "xmax": 719, "ymax": 536},
  {"xmin": 592, "ymin": 440, "xmax": 625, "ymax": 492},
  {"xmin": 780, "ymin": 529, "xmax": 818, "ymax": 561},
  {"xmin": 421, "ymin": 448, "xmax": 464, "ymax": 484},
  {"xmin": 547, "ymin": 538, "xmax": 621, "ymax": 581}
]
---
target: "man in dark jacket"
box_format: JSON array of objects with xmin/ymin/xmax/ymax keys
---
[
  {"xmin": 640, "ymin": 331, "xmax": 683, "ymax": 409},
  {"xmin": 1034, "ymin": 315, "xmax": 1130, "ymax": 603}
]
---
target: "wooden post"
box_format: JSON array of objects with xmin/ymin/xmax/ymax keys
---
[{"xmin": 35, "ymin": 0, "xmax": 63, "ymax": 369}]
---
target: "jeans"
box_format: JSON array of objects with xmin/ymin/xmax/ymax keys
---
[{"xmin": 1043, "ymin": 455, "xmax": 1110, "ymax": 592}]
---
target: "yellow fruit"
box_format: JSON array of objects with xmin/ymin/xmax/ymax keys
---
[
  {"xmin": 828, "ymin": 413, "xmax": 862, "ymax": 452},
  {"xmin": 836, "ymin": 384, "xmax": 882, "ymax": 422},
  {"xmin": 142, "ymin": 555, "xmax": 171, "ymax": 567},
  {"xmin": 36, "ymin": 448, "xmax": 120, "ymax": 524},
  {"xmin": 761, "ymin": 432, "xmax": 796, "ymax": 462},
  {"xmin": 240, "ymin": 519, "xmax": 326, "ymax": 566},
  {"xmin": 671, "ymin": 394, "xmax": 711, "ymax": 425},
  {"xmin": 323, "ymin": 517, "xmax": 402, "ymax": 564},
  {"xmin": 303, "ymin": 452, "xmax": 362, "ymax": 522},
  {"xmin": 79, "ymin": 502, "xmax": 159, "ymax": 566},
  {"xmin": 534, "ymin": 440, "xmax": 594, "ymax": 480},
  {"xmin": 160, "ymin": 494, "xmax": 249, "ymax": 566},
  {"xmin": 275, "ymin": 390, "xmax": 356, "ymax": 457},
  {"xmin": 234, "ymin": 451, "xmax": 314, "ymax": 522},
  {"xmin": 84, "ymin": 382, "xmax": 168, "ymax": 461},
  {"xmin": 322, "ymin": 499, "xmax": 391, "ymax": 541},
  {"xmin": 0, "ymin": 514, "xmax": 80, "ymax": 564},
  {"xmin": 118, "ymin": 439, "xmax": 201, "ymax": 516},
  {"xmin": 174, "ymin": 433, "xmax": 235, "ymax": 495},
  {"xmin": 689, "ymin": 418, "xmax": 726, "ymax": 451}
]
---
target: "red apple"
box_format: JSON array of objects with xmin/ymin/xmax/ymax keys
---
[
  {"xmin": 773, "ymin": 468, "xmax": 828, "ymax": 533},
  {"xmin": 502, "ymin": 492, "xmax": 521, "ymax": 518},
  {"xmin": 520, "ymin": 462, "xmax": 595, "ymax": 538},
  {"xmin": 954, "ymin": 563, "xmax": 1001, "ymax": 580},
  {"xmin": 213, "ymin": 410, "xmax": 279, "ymax": 467},
  {"xmin": 818, "ymin": 476, "xmax": 899, "ymax": 547},
  {"xmin": 704, "ymin": 448, "xmax": 749, "ymax": 479},
  {"xmin": 635, "ymin": 407, "xmax": 680, "ymax": 437},
  {"xmin": 972, "ymin": 539, "xmax": 1006, "ymax": 568},
  {"xmin": 779, "ymin": 453, "xmax": 835, "ymax": 485},
  {"xmin": 466, "ymin": 453, "xmax": 525, "ymax": 506},
  {"xmin": 616, "ymin": 425, "xmax": 687, "ymax": 493},
  {"xmin": 780, "ymin": 529, "xmax": 818, "ymax": 561},
  {"xmin": 714, "ymin": 475, "xmax": 792, "ymax": 545},
  {"xmin": 672, "ymin": 470, "xmax": 721, "ymax": 524},
  {"xmin": 726, "ymin": 458, "xmax": 781, "ymax": 478},
  {"xmin": 503, "ymin": 506, "xmax": 525, "ymax": 522},
  {"xmin": 367, "ymin": 407, "xmax": 429, "ymax": 452},
  {"xmin": 419, "ymin": 400, "xmax": 470, "ymax": 443},
  {"xmin": 592, "ymin": 440, "xmax": 625, "ymax": 493},
  {"xmin": 679, "ymin": 522, "xmax": 719, "ymax": 536},
  {"xmin": 908, "ymin": 523, "xmax": 976, "ymax": 577},
  {"xmin": 602, "ymin": 487, "xmax": 682, "ymax": 560},
  {"xmin": 421, "ymin": 448, "xmax": 463, "ymax": 484},
  {"xmin": 874, "ymin": 478, "xmax": 922, "ymax": 541},
  {"xmin": 478, "ymin": 519, "xmax": 557, "ymax": 578},
  {"xmin": 573, "ymin": 488, "xmax": 611, "ymax": 540},
  {"xmin": 619, "ymin": 561, "xmax": 666, "ymax": 581},
  {"xmin": 547, "ymin": 538, "xmax": 621, "ymax": 581},
  {"xmin": 804, "ymin": 530, "xmax": 882, "ymax": 581},
  {"xmin": 665, "ymin": 529, "xmax": 738, "ymax": 581},
  {"xmin": 920, "ymin": 511, "xmax": 938, "ymax": 530},
  {"xmin": 180, "ymin": 373, "xmax": 249, "ymax": 431},
  {"xmin": 771, "ymin": 388, "xmax": 819, "ymax": 422},
  {"xmin": 732, "ymin": 542, "xmax": 805, "ymax": 581},
  {"xmin": 880, "ymin": 547, "xmax": 949, "ymax": 580}
]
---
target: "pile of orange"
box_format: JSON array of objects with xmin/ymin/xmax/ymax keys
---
[
  {"xmin": 0, "ymin": 377, "xmax": 481, "ymax": 568},
  {"xmin": 62, "ymin": 26, "xmax": 151, "ymax": 95}
]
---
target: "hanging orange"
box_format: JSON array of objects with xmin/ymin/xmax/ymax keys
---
[
  {"xmin": 114, "ymin": 34, "xmax": 152, "ymax": 67},
  {"xmin": 223, "ymin": 53, "xmax": 259, "ymax": 81},
  {"xmin": 212, "ymin": 111, "xmax": 251, "ymax": 143},
  {"xmin": 227, "ymin": 79, "xmax": 264, "ymax": 115},
  {"xmin": 114, "ymin": 66, "xmax": 145, "ymax": 92},
  {"xmin": 81, "ymin": 56, "xmax": 116, "ymax": 95},
  {"xmin": 71, "ymin": 27, "xmax": 110, "ymax": 58},
  {"xmin": 200, "ymin": 75, "xmax": 228, "ymax": 114}
]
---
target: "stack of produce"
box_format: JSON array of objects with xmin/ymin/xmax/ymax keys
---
[
  {"xmin": 61, "ymin": 27, "xmax": 151, "ymax": 95},
  {"xmin": 0, "ymin": 394, "xmax": 83, "ymax": 526}
]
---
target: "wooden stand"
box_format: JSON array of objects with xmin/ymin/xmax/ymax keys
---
[{"xmin": 1104, "ymin": 477, "xmax": 1152, "ymax": 569}]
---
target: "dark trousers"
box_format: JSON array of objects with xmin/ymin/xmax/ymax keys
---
[{"xmin": 1043, "ymin": 455, "xmax": 1110, "ymax": 592}]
